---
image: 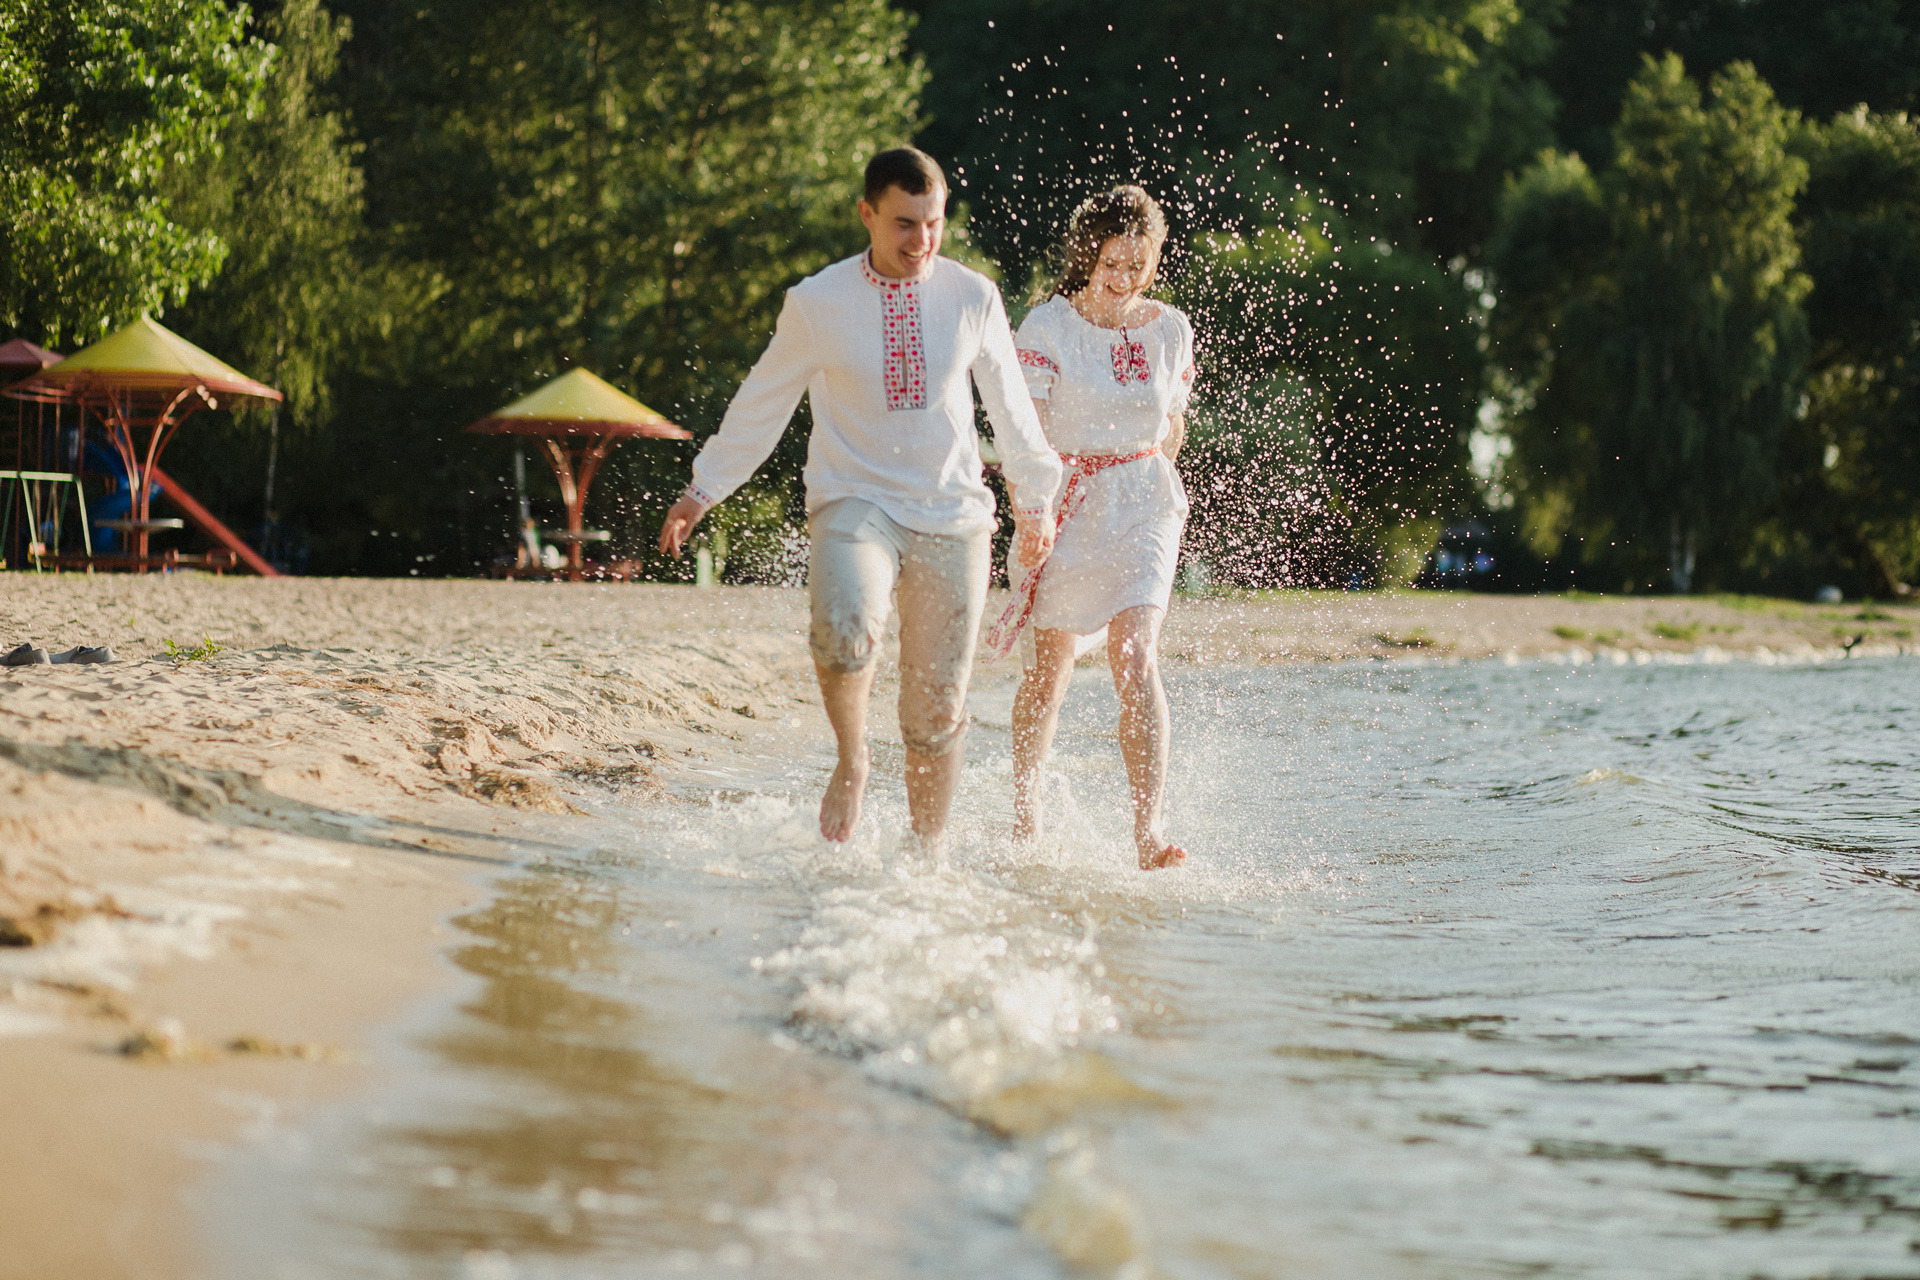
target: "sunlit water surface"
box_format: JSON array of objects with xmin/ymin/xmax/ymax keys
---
[{"xmin": 207, "ymin": 655, "xmax": 1920, "ymax": 1279}]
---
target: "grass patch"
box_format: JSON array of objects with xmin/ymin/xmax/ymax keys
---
[
  {"xmin": 1712, "ymin": 593, "xmax": 1805, "ymax": 618},
  {"xmin": 1374, "ymin": 629, "xmax": 1436, "ymax": 649},
  {"xmin": 1553, "ymin": 624, "xmax": 1624, "ymax": 646},
  {"xmin": 1857, "ymin": 606, "xmax": 1896, "ymax": 621},
  {"xmin": 1649, "ymin": 620, "xmax": 1700, "ymax": 642},
  {"xmin": 162, "ymin": 634, "xmax": 224, "ymax": 662}
]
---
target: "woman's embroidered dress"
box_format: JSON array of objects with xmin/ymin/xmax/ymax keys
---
[{"xmin": 985, "ymin": 295, "xmax": 1195, "ymax": 660}]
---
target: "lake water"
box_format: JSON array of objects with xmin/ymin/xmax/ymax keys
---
[{"xmin": 207, "ymin": 653, "xmax": 1920, "ymax": 1279}]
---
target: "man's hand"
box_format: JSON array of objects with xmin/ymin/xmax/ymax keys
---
[
  {"xmin": 658, "ymin": 493, "xmax": 708, "ymax": 558},
  {"xmin": 1013, "ymin": 512, "xmax": 1054, "ymax": 569}
]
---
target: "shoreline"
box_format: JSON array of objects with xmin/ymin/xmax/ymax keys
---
[{"xmin": 1, "ymin": 576, "xmax": 1915, "ymax": 1276}]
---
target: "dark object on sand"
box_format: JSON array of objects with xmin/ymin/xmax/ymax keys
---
[{"xmin": 50, "ymin": 645, "xmax": 114, "ymax": 664}]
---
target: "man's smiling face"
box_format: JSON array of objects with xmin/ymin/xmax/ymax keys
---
[{"xmin": 859, "ymin": 184, "xmax": 946, "ymax": 280}]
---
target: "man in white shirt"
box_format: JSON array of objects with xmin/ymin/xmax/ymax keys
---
[{"xmin": 659, "ymin": 148, "xmax": 1062, "ymax": 847}]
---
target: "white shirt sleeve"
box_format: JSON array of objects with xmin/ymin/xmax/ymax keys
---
[
  {"xmin": 1014, "ymin": 305, "xmax": 1060, "ymax": 400},
  {"xmin": 1169, "ymin": 310, "xmax": 1197, "ymax": 416},
  {"xmin": 686, "ymin": 288, "xmax": 818, "ymax": 508},
  {"xmin": 972, "ymin": 289, "xmax": 1063, "ymax": 517}
]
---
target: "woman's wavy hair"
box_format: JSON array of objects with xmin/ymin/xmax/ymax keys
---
[{"xmin": 1045, "ymin": 185, "xmax": 1169, "ymax": 302}]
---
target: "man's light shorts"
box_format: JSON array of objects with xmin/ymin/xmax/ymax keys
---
[{"xmin": 807, "ymin": 498, "xmax": 990, "ymax": 757}]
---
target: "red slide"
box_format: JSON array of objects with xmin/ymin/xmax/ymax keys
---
[{"xmin": 151, "ymin": 466, "xmax": 282, "ymax": 578}]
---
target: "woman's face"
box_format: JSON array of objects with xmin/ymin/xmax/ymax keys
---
[{"xmin": 1085, "ymin": 233, "xmax": 1158, "ymax": 305}]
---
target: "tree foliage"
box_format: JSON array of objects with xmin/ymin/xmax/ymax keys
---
[
  {"xmin": 902, "ymin": 0, "xmax": 1550, "ymax": 580},
  {"xmin": 162, "ymin": 0, "xmax": 367, "ymax": 428},
  {"xmin": 339, "ymin": 0, "xmax": 919, "ymax": 406},
  {"xmin": 0, "ymin": 0, "xmax": 269, "ymax": 346},
  {"xmin": 1787, "ymin": 107, "xmax": 1920, "ymax": 593},
  {"xmin": 910, "ymin": 0, "xmax": 1562, "ymax": 269},
  {"xmin": 1177, "ymin": 208, "xmax": 1482, "ymax": 585},
  {"xmin": 7, "ymin": 0, "xmax": 1920, "ymax": 592},
  {"xmin": 263, "ymin": 0, "xmax": 926, "ymax": 575},
  {"xmin": 1491, "ymin": 55, "xmax": 1809, "ymax": 590}
]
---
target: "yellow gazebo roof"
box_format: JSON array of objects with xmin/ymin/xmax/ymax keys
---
[
  {"xmin": 21, "ymin": 314, "xmax": 281, "ymax": 402},
  {"xmin": 465, "ymin": 368, "xmax": 690, "ymax": 438}
]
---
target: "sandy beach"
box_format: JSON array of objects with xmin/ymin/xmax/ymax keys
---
[{"xmin": 2, "ymin": 574, "xmax": 1915, "ymax": 1278}]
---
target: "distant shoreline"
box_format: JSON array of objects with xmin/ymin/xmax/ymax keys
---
[{"xmin": 1152, "ymin": 587, "xmax": 1919, "ymax": 667}]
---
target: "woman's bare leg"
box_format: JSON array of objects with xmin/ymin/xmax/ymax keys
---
[
  {"xmin": 1011, "ymin": 628, "xmax": 1079, "ymax": 843},
  {"xmin": 1108, "ymin": 606, "xmax": 1183, "ymax": 869}
]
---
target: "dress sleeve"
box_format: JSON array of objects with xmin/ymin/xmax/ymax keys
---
[
  {"xmin": 686, "ymin": 287, "xmax": 818, "ymax": 508},
  {"xmin": 1168, "ymin": 310, "xmax": 1196, "ymax": 416},
  {"xmin": 973, "ymin": 288, "xmax": 1064, "ymax": 518},
  {"xmin": 1013, "ymin": 304, "xmax": 1061, "ymax": 401}
]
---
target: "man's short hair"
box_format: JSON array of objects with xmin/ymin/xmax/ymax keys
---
[{"xmin": 863, "ymin": 147, "xmax": 946, "ymax": 206}]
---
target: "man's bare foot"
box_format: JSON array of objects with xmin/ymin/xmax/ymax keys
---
[
  {"xmin": 1137, "ymin": 830, "xmax": 1186, "ymax": 870},
  {"xmin": 1014, "ymin": 807, "xmax": 1040, "ymax": 845},
  {"xmin": 820, "ymin": 748, "xmax": 870, "ymax": 842}
]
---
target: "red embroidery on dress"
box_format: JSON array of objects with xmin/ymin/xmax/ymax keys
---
[
  {"xmin": 1017, "ymin": 348, "xmax": 1058, "ymax": 373},
  {"xmin": 863, "ymin": 254, "xmax": 927, "ymax": 411},
  {"xmin": 1111, "ymin": 326, "xmax": 1149, "ymax": 384}
]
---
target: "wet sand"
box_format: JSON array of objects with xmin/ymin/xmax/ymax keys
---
[{"xmin": 1, "ymin": 576, "xmax": 1914, "ymax": 1277}]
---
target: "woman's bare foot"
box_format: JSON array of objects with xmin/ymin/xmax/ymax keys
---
[
  {"xmin": 820, "ymin": 747, "xmax": 870, "ymax": 842},
  {"xmin": 1136, "ymin": 830, "xmax": 1186, "ymax": 870}
]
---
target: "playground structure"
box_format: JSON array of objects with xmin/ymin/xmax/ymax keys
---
[
  {"xmin": 0, "ymin": 338, "xmax": 91, "ymax": 570},
  {"xmin": 465, "ymin": 368, "xmax": 689, "ymax": 582},
  {"xmin": 4, "ymin": 316, "xmax": 282, "ymax": 575}
]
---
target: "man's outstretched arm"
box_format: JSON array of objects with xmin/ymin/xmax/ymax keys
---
[{"xmin": 658, "ymin": 290, "xmax": 817, "ymax": 558}]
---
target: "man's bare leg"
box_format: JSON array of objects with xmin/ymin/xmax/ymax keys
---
[
  {"xmin": 893, "ymin": 532, "xmax": 988, "ymax": 852},
  {"xmin": 1109, "ymin": 605, "xmax": 1184, "ymax": 869},
  {"xmin": 904, "ymin": 744, "xmax": 964, "ymax": 847},
  {"xmin": 815, "ymin": 661, "xmax": 876, "ymax": 842},
  {"xmin": 1011, "ymin": 628, "xmax": 1078, "ymax": 843}
]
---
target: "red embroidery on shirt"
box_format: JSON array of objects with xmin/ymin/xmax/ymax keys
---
[
  {"xmin": 1017, "ymin": 348, "xmax": 1059, "ymax": 373},
  {"xmin": 1111, "ymin": 326, "xmax": 1149, "ymax": 384},
  {"xmin": 862, "ymin": 254, "xmax": 927, "ymax": 411}
]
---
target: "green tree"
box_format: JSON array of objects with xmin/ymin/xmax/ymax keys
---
[
  {"xmin": 1542, "ymin": 1, "xmax": 1920, "ymax": 170},
  {"xmin": 163, "ymin": 0, "xmax": 368, "ymax": 427},
  {"xmin": 1786, "ymin": 107, "xmax": 1920, "ymax": 595},
  {"xmin": 1176, "ymin": 206, "xmax": 1484, "ymax": 585},
  {"xmin": 0, "ymin": 0, "xmax": 270, "ymax": 347},
  {"xmin": 901, "ymin": 0, "xmax": 1559, "ymax": 584},
  {"xmin": 1491, "ymin": 55, "xmax": 1809, "ymax": 591},
  {"xmin": 909, "ymin": 0, "xmax": 1563, "ymax": 274},
  {"xmin": 291, "ymin": 0, "xmax": 924, "ymax": 576}
]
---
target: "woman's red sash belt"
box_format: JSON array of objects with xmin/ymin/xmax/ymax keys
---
[{"xmin": 981, "ymin": 445, "xmax": 1162, "ymax": 661}]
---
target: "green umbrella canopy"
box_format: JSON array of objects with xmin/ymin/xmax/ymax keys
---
[
  {"xmin": 12, "ymin": 314, "xmax": 281, "ymax": 404},
  {"xmin": 466, "ymin": 368, "xmax": 690, "ymax": 438}
]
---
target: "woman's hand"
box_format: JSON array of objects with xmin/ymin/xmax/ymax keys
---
[
  {"xmin": 1013, "ymin": 512, "xmax": 1055, "ymax": 568},
  {"xmin": 657, "ymin": 493, "xmax": 708, "ymax": 558},
  {"xmin": 1164, "ymin": 412, "xmax": 1187, "ymax": 462}
]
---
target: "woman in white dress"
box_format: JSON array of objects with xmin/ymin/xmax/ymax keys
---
[{"xmin": 982, "ymin": 185, "xmax": 1194, "ymax": 870}]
